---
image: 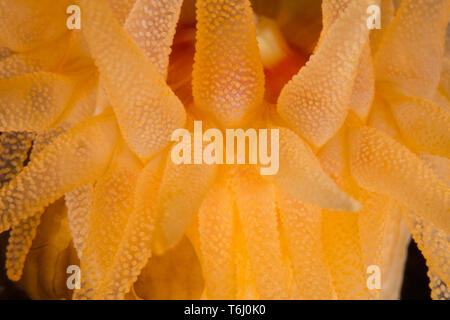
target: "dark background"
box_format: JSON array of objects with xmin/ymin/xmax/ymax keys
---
[{"xmin": 400, "ymin": 240, "xmax": 431, "ymax": 299}]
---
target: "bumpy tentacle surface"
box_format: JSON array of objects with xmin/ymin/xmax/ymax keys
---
[
  {"xmin": 348, "ymin": 125, "xmax": 450, "ymax": 235},
  {"xmin": 97, "ymin": 155, "xmax": 163, "ymax": 299},
  {"xmin": 0, "ymin": 0, "xmax": 447, "ymax": 301},
  {"xmin": 125, "ymin": 0, "xmax": 183, "ymax": 78},
  {"xmin": 322, "ymin": 210, "xmax": 369, "ymax": 299},
  {"xmin": 0, "ymin": 132, "xmax": 35, "ymax": 281},
  {"xmin": 320, "ymin": 0, "xmax": 375, "ymax": 121},
  {"xmin": 231, "ymin": 166, "xmax": 290, "ymax": 299},
  {"xmin": 198, "ymin": 175, "xmax": 237, "ymax": 299},
  {"xmin": 78, "ymin": 0, "xmax": 186, "ymax": 159},
  {"xmin": 0, "ymin": 35, "xmax": 71, "ymax": 79},
  {"xmin": 6, "ymin": 210, "xmax": 44, "ymax": 281},
  {"xmin": 5, "ymin": 126, "xmax": 69, "ymax": 280},
  {"xmin": 0, "ymin": 132, "xmax": 33, "ymax": 183},
  {"xmin": 318, "ymin": 130, "xmax": 370, "ymax": 300},
  {"xmin": 107, "ymin": 0, "xmax": 136, "ymax": 24},
  {"xmin": 65, "ymin": 184, "xmax": 93, "ymax": 258},
  {"xmin": 18, "ymin": 198, "xmax": 77, "ymax": 300},
  {"xmin": 349, "ymin": 44, "xmax": 375, "ymax": 121},
  {"xmin": 152, "ymin": 148, "xmax": 217, "ymax": 253},
  {"xmin": 0, "ymin": 0, "xmax": 70, "ymax": 52},
  {"xmin": 268, "ymin": 127, "xmax": 359, "ymax": 211},
  {"xmin": 5, "ymin": 123, "xmax": 71, "ymax": 281},
  {"xmin": 370, "ymin": 0, "xmax": 396, "ymax": 53},
  {"xmin": 75, "ymin": 148, "xmax": 142, "ymax": 299},
  {"xmin": 278, "ymin": 0, "xmax": 378, "ymax": 147},
  {"xmin": 0, "ymin": 72, "xmax": 74, "ymax": 131},
  {"xmin": 375, "ymin": 0, "xmax": 450, "ymax": 99},
  {"xmin": 276, "ymin": 191, "xmax": 333, "ymax": 299},
  {"xmin": 0, "ymin": 115, "xmax": 118, "ymax": 232},
  {"xmin": 403, "ymin": 155, "xmax": 450, "ymax": 294},
  {"xmin": 388, "ymin": 93, "xmax": 450, "ymax": 158},
  {"xmin": 193, "ymin": 0, "xmax": 265, "ymax": 127}
]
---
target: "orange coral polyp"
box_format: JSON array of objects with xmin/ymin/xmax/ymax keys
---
[{"xmin": 0, "ymin": 0, "xmax": 448, "ymax": 301}]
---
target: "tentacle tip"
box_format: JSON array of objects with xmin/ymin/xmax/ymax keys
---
[{"xmin": 6, "ymin": 270, "xmax": 22, "ymax": 282}]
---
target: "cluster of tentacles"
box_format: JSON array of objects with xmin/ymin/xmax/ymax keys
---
[{"xmin": 0, "ymin": 0, "xmax": 448, "ymax": 300}]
